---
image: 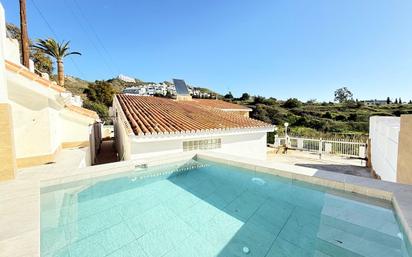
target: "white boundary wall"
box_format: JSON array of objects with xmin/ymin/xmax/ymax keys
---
[
  {"xmin": 130, "ymin": 131, "xmax": 268, "ymax": 160},
  {"xmin": 0, "ymin": 4, "xmax": 7, "ymax": 101},
  {"xmin": 369, "ymin": 116, "xmax": 400, "ymax": 182}
]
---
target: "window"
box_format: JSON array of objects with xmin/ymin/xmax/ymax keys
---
[{"xmin": 183, "ymin": 138, "xmax": 221, "ymax": 152}]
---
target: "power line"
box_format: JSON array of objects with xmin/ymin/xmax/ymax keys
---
[
  {"xmin": 71, "ymin": 0, "xmax": 120, "ymax": 75},
  {"xmin": 29, "ymin": 0, "xmax": 86, "ymax": 78},
  {"xmin": 63, "ymin": 0, "xmax": 113, "ymax": 77},
  {"xmin": 29, "ymin": 0, "xmax": 58, "ymax": 37}
]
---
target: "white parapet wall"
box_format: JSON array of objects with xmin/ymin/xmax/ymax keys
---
[
  {"xmin": 0, "ymin": 4, "xmax": 7, "ymax": 101},
  {"xmin": 129, "ymin": 130, "xmax": 268, "ymax": 161},
  {"xmin": 369, "ymin": 116, "xmax": 400, "ymax": 182}
]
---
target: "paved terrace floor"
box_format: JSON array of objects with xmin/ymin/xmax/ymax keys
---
[
  {"xmin": 267, "ymin": 148, "xmax": 372, "ymax": 178},
  {"xmin": 1, "ymin": 151, "xmax": 412, "ymax": 257}
]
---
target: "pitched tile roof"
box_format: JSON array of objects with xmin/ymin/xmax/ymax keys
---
[
  {"xmin": 116, "ymin": 94, "xmax": 273, "ymax": 136},
  {"xmin": 191, "ymin": 99, "xmax": 251, "ymax": 111},
  {"xmin": 65, "ymin": 104, "xmax": 100, "ymax": 121}
]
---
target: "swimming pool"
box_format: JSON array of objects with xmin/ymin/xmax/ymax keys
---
[{"xmin": 41, "ymin": 159, "xmax": 412, "ymax": 257}]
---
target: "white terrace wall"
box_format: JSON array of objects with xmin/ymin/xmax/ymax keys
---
[
  {"xmin": 213, "ymin": 132, "xmax": 267, "ymax": 159},
  {"xmin": 7, "ymin": 77, "xmax": 62, "ymax": 158},
  {"xmin": 113, "ymin": 98, "xmax": 132, "ymax": 161},
  {"xmin": 0, "ymin": 3, "xmax": 17, "ymax": 180},
  {"xmin": 5, "ymin": 37, "xmax": 19, "ymax": 64},
  {"xmin": 130, "ymin": 131, "xmax": 268, "ymax": 160},
  {"xmin": 369, "ymin": 116, "xmax": 400, "ymax": 182}
]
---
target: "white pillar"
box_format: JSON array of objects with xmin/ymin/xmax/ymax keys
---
[{"xmin": 0, "ymin": 3, "xmax": 7, "ymax": 102}]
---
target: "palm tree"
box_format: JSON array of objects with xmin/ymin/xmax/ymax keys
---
[{"xmin": 33, "ymin": 39, "xmax": 81, "ymax": 86}]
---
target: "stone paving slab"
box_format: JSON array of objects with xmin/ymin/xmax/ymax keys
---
[{"xmin": 1, "ymin": 150, "xmax": 412, "ymax": 257}]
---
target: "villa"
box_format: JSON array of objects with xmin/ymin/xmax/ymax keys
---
[
  {"xmin": 112, "ymin": 94, "xmax": 273, "ymax": 160},
  {"xmin": 1, "ymin": 3, "xmax": 412, "ymax": 257}
]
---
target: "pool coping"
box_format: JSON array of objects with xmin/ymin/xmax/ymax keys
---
[{"xmin": 1, "ymin": 151, "xmax": 412, "ymax": 256}]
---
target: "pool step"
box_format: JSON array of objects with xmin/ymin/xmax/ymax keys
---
[
  {"xmin": 319, "ymin": 213, "xmax": 402, "ymax": 250},
  {"xmin": 316, "ymin": 225, "xmax": 403, "ymax": 257},
  {"xmin": 314, "ymin": 194, "xmax": 404, "ymax": 257},
  {"xmin": 321, "ymin": 194, "xmax": 402, "ymax": 248}
]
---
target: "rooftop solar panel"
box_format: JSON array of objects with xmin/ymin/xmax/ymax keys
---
[{"xmin": 173, "ymin": 79, "xmax": 190, "ymax": 95}]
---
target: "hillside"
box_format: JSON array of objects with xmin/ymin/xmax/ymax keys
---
[
  {"xmin": 62, "ymin": 76, "xmax": 220, "ymax": 122},
  {"xmin": 234, "ymin": 97, "xmax": 412, "ymax": 140},
  {"xmin": 62, "ymin": 76, "xmax": 411, "ymax": 139}
]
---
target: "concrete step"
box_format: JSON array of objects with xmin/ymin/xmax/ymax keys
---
[
  {"xmin": 316, "ymin": 224, "xmax": 403, "ymax": 257},
  {"xmin": 321, "ymin": 194, "xmax": 402, "ymax": 249}
]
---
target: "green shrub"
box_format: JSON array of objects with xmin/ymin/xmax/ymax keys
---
[
  {"xmin": 322, "ymin": 112, "xmax": 333, "ymax": 119},
  {"xmin": 282, "ymin": 98, "xmax": 302, "ymax": 109},
  {"xmin": 83, "ymin": 100, "xmax": 109, "ymax": 122}
]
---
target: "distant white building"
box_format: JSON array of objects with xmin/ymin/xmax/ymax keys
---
[{"xmin": 117, "ymin": 74, "xmax": 136, "ymax": 83}]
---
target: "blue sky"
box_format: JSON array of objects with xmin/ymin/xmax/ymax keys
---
[{"xmin": 3, "ymin": 0, "xmax": 412, "ymax": 101}]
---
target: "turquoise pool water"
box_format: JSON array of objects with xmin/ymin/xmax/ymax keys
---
[{"xmin": 41, "ymin": 160, "xmax": 411, "ymax": 257}]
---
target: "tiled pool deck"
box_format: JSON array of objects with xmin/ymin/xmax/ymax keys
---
[{"xmin": 1, "ymin": 151, "xmax": 412, "ymax": 256}]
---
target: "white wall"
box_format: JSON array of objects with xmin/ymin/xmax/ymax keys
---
[
  {"xmin": 369, "ymin": 116, "xmax": 400, "ymax": 182},
  {"xmin": 60, "ymin": 111, "xmax": 92, "ymax": 143},
  {"xmin": 115, "ymin": 122, "xmax": 131, "ymax": 161},
  {"xmin": 130, "ymin": 138, "xmax": 182, "ymax": 159},
  {"xmin": 113, "ymin": 97, "xmax": 132, "ymax": 160},
  {"xmin": 130, "ymin": 132, "xmax": 268, "ymax": 160},
  {"xmin": 0, "ymin": 4, "xmax": 7, "ymax": 101},
  {"xmin": 214, "ymin": 132, "xmax": 267, "ymax": 160},
  {"xmin": 8, "ymin": 87, "xmax": 55, "ymax": 158},
  {"xmin": 5, "ymin": 38, "xmax": 20, "ymax": 64}
]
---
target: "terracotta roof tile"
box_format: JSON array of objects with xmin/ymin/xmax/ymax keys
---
[
  {"xmin": 116, "ymin": 94, "xmax": 273, "ymax": 136},
  {"xmin": 191, "ymin": 99, "xmax": 251, "ymax": 110},
  {"xmin": 65, "ymin": 104, "xmax": 100, "ymax": 121}
]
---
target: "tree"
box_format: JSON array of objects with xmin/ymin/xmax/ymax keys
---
[
  {"xmin": 386, "ymin": 97, "xmax": 391, "ymax": 104},
  {"xmin": 409, "ymin": 100, "xmax": 412, "ymax": 104},
  {"xmin": 253, "ymin": 95, "xmax": 266, "ymax": 104},
  {"xmin": 399, "ymin": 98, "xmax": 402, "ymax": 104},
  {"xmin": 240, "ymin": 92, "xmax": 250, "ymax": 101},
  {"xmin": 33, "ymin": 38, "xmax": 81, "ymax": 86},
  {"xmin": 6, "ymin": 23, "xmax": 53, "ymax": 76},
  {"xmin": 84, "ymin": 81, "xmax": 116, "ymax": 107},
  {"xmin": 394, "ymin": 98, "xmax": 398, "ymax": 104},
  {"xmin": 282, "ymin": 98, "xmax": 301, "ymax": 108},
  {"xmin": 31, "ymin": 50, "xmax": 53, "ymax": 76},
  {"xmin": 224, "ymin": 91, "xmax": 233, "ymax": 100},
  {"xmin": 334, "ymin": 87, "xmax": 353, "ymax": 103},
  {"xmin": 83, "ymin": 100, "xmax": 109, "ymax": 121}
]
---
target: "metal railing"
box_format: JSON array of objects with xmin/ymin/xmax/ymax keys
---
[{"xmin": 272, "ymin": 136, "xmax": 367, "ymax": 158}]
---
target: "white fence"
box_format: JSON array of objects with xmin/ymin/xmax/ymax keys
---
[{"xmin": 272, "ymin": 136, "xmax": 367, "ymax": 158}]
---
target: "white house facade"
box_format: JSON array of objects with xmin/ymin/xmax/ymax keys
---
[{"xmin": 0, "ymin": 10, "xmax": 100, "ymax": 177}]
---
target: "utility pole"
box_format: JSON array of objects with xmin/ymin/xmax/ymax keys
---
[{"xmin": 19, "ymin": 0, "xmax": 30, "ymax": 68}]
